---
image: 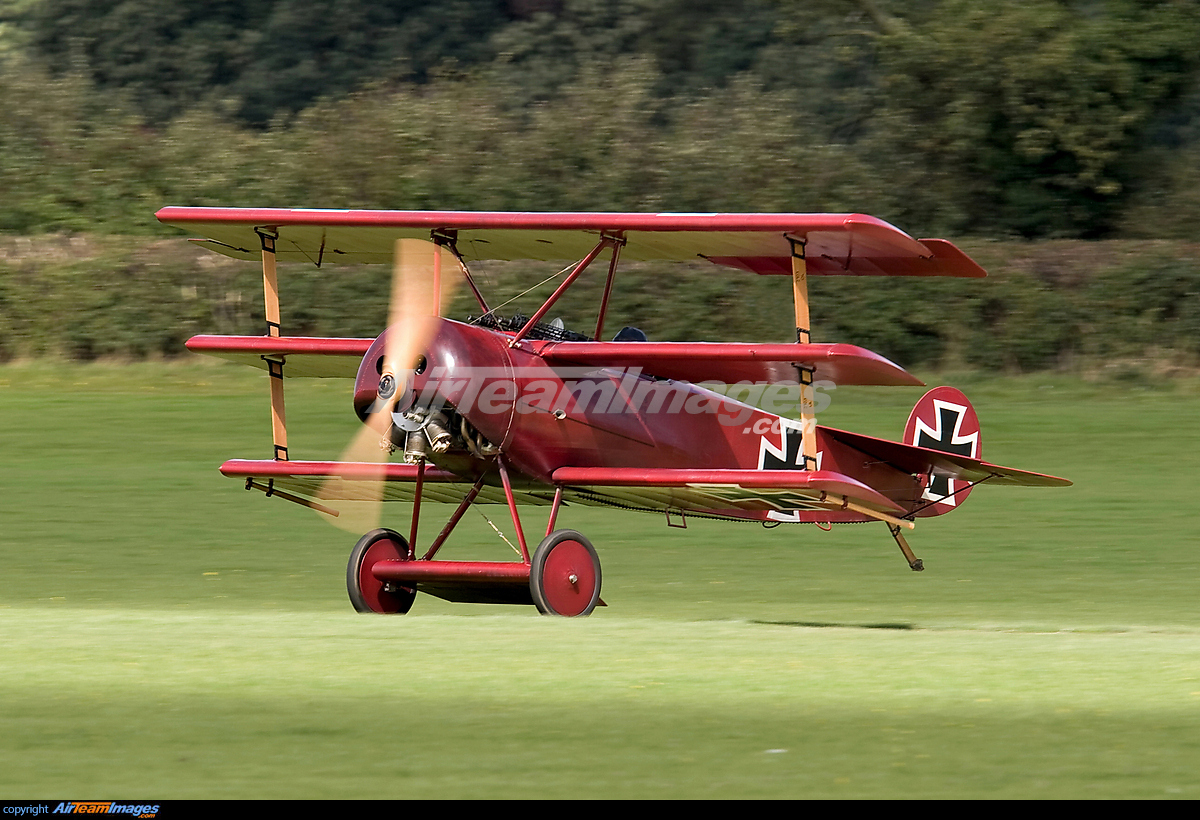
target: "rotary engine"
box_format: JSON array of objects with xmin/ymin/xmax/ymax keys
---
[{"xmin": 353, "ymin": 325, "xmax": 501, "ymax": 469}]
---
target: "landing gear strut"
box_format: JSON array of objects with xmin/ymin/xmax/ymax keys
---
[{"xmin": 346, "ymin": 467, "xmax": 603, "ymax": 616}]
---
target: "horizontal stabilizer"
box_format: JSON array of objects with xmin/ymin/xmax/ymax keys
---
[
  {"xmin": 823, "ymin": 427, "xmax": 1072, "ymax": 488},
  {"xmin": 530, "ymin": 341, "xmax": 922, "ymax": 387},
  {"xmin": 187, "ymin": 335, "xmax": 372, "ymax": 378}
]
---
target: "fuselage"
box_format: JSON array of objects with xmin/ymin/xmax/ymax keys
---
[{"xmin": 354, "ymin": 319, "xmax": 928, "ymax": 521}]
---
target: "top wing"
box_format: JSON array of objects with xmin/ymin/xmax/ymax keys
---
[{"xmin": 156, "ymin": 208, "xmax": 986, "ymax": 278}]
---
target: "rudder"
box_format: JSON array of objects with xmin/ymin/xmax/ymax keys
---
[{"xmin": 903, "ymin": 386, "xmax": 981, "ymax": 511}]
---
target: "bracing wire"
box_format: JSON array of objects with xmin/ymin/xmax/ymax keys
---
[{"xmin": 478, "ymin": 262, "xmax": 575, "ymax": 319}]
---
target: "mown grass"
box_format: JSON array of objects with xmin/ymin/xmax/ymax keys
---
[{"xmin": 2, "ymin": 361, "xmax": 1198, "ymax": 798}]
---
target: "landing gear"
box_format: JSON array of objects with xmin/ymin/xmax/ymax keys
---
[
  {"xmin": 530, "ymin": 530, "xmax": 602, "ymax": 617},
  {"xmin": 347, "ymin": 471, "xmax": 603, "ymax": 615},
  {"xmin": 347, "ymin": 528, "xmax": 417, "ymax": 614}
]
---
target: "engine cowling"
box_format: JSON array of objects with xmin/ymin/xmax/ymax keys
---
[{"xmin": 352, "ymin": 319, "xmax": 515, "ymax": 463}]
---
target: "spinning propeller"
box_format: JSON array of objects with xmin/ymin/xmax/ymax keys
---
[{"xmin": 318, "ymin": 238, "xmax": 458, "ymax": 532}]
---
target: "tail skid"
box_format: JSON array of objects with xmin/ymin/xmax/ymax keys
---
[
  {"xmin": 888, "ymin": 524, "xmax": 924, "ymax": 572},
  {"xmin": 828, "ymin": 386, "xmax": 1071, "ymax": 572}
]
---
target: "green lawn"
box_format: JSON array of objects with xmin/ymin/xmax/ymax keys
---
[{"xmin": 1, "ymin": 361, "xmax": 1198, "ymax": 798}]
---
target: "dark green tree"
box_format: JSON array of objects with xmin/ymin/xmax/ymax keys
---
[
  {"xmin": 19, "ymin": 0, "xmax": 509, "ymax": 124},
  {"xmin": 796, "ymin": 0, "xmax": 1200, "ymax": 237},
  {"xmin": 487, "ymin": 0, "xmax": 780, "ymax": 105}
]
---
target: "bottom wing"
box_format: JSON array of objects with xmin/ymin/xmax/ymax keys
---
[
  {"xmin": 550, "ymin": 467, "xmax": 912, "ymax": 526},
  {"xmin": 217, "ymin": 460, "xmax": 905, "ymax": 525},
  {"xmin": 220, "ymin": 460, "xmax": 558, "ymax": 507}
]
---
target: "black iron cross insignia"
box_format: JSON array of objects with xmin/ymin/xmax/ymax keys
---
[
  {"xmin": 913, "ymin": 402, "xmax": 978, "ymax": 505},
  {"xmin": 760, "ymin": 423, "xmax": 806, "ymax": 470}
]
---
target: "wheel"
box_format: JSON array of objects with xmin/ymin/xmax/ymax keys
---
[
  {"xmin": 347, "ymin": 528, "xmax": 417, "ymax": 614},
  {"xmin": 530, "ymin": 529, "xmax": 601, "ymax": 617}
]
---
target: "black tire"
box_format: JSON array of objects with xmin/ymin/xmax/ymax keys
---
[
  {"xmin": 347, "ymin": 528, "xmax": 416, "ymax": 614},
  {"xmin": 529, "ymin": 529, "xmax": 601, "ymax": 617}
]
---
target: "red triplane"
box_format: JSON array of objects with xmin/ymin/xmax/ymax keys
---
[{"xmin": 158, "ymin": 208, "xmax": 1070, "ymax": 616}]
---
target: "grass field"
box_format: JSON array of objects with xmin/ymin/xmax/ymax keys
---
[{"xmin": 2, "ymin": 361, "xmax": 1199, "ymax": 798}]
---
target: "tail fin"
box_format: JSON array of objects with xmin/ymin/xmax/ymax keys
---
[{"xmin": 903, "ymin": 386, "xmax": 982, "ymax": 511}]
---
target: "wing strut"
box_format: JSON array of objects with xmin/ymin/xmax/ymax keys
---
[
  {"xmin": 433, "ymin": 230, "xmax": 491, "ymax": 313},
  {"xmin": 789, "ymin": 236, "xmax": 817, "ymax": 471},
  {"xmin": 257, "ymin": 227, "xmax": 288, "ymax": 461},
  {"xmin": 593, "ymin": 236, "xmax": 625, "ymax": 340},
  {"xmin": 510, "ymin": 236, "xmax": 619, "ymax": 346}
]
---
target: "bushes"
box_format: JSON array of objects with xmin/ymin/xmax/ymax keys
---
[{"xmin": 2, "ymin": 234, "xmax": 1197, "ymax": 374}]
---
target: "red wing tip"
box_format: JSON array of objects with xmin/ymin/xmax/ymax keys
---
[{"xmin": 917, "ymin": 238, "xmax": 988, "ymax": 278}]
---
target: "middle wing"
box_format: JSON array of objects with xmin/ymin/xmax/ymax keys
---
[
  {"xmin": 529, "ymin": 341, "xmax": 922, "ymax": 386},
  {"xmin": 187, "ymin": 335, "xmax": 372, "ymax": 378}
]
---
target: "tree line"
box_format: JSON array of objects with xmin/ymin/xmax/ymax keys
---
[
  {"xmin": 1, "ymin": 0, "xmax": 1199, "ymax": 239},
  {"xmin": 2, "ymin": 233, "xmax": 1196, "ymax": 376}
]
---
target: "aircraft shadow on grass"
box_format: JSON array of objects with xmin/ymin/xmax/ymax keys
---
[{"xmin": 751, "ymin": 620, "xmax": 915, "ymax": 630}]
